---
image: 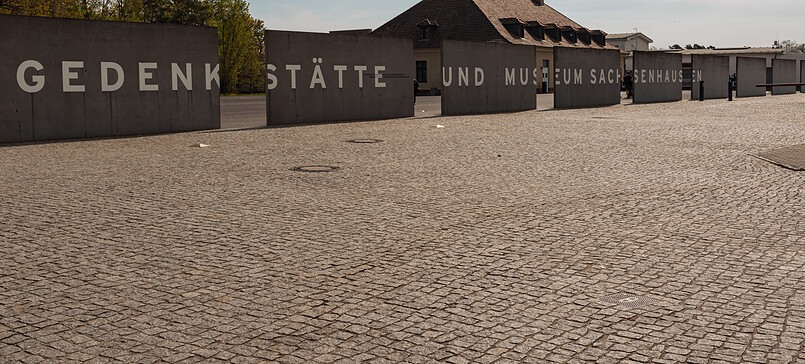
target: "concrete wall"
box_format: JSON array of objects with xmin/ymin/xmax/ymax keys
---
[
  {"xmin": 690, "ymin": 55, "xmax": 729, "ymax": 100},
  {"xmin": 0, "ymin": 15, "xmax": 220, "ymax": 144},
  {"xmin": 414, "ymin": 49, "xmax": 441, "ymax": 92},
  {"xmin": 553, "ymin": 48, "xmax": 621, "ymax": 109},
  {"xmin": 772, "ymin": 59, "xmax": 797, "ymax": 95},
  {"xmin": 736, "ymin": 57, "xmax": 766, "ymax": 98},
  {"xmin": 632, "ymin": 51, "xmax": 683, "ymax": 104},
  {"xmin": 266, "ymin": 30, "xmax": 414, "ymax": 126},
  {"xmin": 440, "ymin": 40, "xmax": 536, "ymax": 115}
]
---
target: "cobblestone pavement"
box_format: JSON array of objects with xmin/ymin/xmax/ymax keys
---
[{"xmin": 2, "ymin": 95, "xmax": 805, "ymax": 363}]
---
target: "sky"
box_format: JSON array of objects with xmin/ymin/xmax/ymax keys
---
[{"xmin": 253, "ymin": 0, "xmax": 805, "ymax": 49}]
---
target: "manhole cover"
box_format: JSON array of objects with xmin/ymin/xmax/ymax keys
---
[
  {"xmin": 292, "ymin": 165, "xmax": 340, "ymax": 173},
  {"xmin": 754, "ymin": 144, "xmax": 805, "ymax": 171},
  {"xmin": 347, "ymin": 139, "xmax": 383, "ymax": 144},
  {"xmin": 601, "ymin": 293, "xmax": 656, "ymax": 308}
]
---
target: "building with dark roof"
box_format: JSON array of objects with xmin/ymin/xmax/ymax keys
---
[{"xmin": 371, "ymin": 0, "xmax": 621, "ymax": 92}]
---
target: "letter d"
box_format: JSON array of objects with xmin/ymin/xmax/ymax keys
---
[
  {"xmin": 101, "ymin": 62, "xmax": 125, "ymax": 92},
  {"xmin": 474, "ymin": 68, "xmax": 484, "ymax": 86}
]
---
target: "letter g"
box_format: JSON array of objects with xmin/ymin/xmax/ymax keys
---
[{"xmin": 17, "ymin": 60, "xmax": 45, "ymax": 93}]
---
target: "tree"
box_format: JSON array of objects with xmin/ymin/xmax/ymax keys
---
[
  {"xmin": 142, "ymin": 0, "xmax": 210, "ymax": 26},
  {"xmin": 669, "ymin": 44, "xmax": 683, "ymax": 50},
  {"xmin": 235, "ymin": 16, "xmax": 265, "ymax": 93},
  {"xmin": 780, "ymin": 40, "xmax": 805, "ymax": 53},
  {"xmin": 210, "ymin": 0, "xmax": 252, "ymax": 94}
]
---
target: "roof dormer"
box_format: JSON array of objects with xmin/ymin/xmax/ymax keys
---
[
  {"xmin": 543, "ymin": 23, "xmax": 561, "ymax": 42},
  {"xmin": 576, "ymin": 28, "xmax": 591, "ymax": 44},
  {"xmin": 524, "ymin": 21, "xmax": 544, "ymax": 41},
  {"xmin": 417, "ymin": 19, "xmax": 439, "ymax": 40},
  {"xmin": 590, "ymin": 30, "xmax": 607, "ymax": 47},
  {"xmin": 561, "ymin": 26, "xmax": 577, "ymax": 44},
  {"xmin": 500, "ymin": 18, "xmax": 525, "ymax": 39}
]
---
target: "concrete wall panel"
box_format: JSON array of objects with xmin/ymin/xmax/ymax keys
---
[
  {"xmin": 799, "ymin": 61, "xmax": 805, "ymax": 92},
  {"xmin": 440, "ymin": 41, "xmax": 536, "ymax": 115},
  {"xmin": 0, "ymin": 15, "xmax": 220, "ymax": 144},
  {"xmin": 266, "ymin": 31, "xmax": 414, "ymax": 126},
  {"xmin": 772, "ymin": 59, "xmax": 797, "ymax": 95},
  {"xmin": 736, "ymin": 57, "xmax": 767, "ymax": 98},
  {"xmin": 690, "ymin": 55, "xmax": 730, "ymax": 100},
  {"xmin": 632, "ymin": 52, "xmax": 683, "ymax": 104},
  {"xmin": 553, "ymin": 48, "xmax": 621, "ymax": 109}
]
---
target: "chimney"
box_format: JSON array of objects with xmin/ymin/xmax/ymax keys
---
[{"xmin": 532, "ymin": 0, "xmax": 544, "ymax": 5}]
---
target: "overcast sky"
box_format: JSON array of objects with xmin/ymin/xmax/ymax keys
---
[{"xmin": 254, "ymin": 0, "xmax": 804, "ymax": 49}]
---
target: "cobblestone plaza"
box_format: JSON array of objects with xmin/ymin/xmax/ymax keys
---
[{"xmin": 2, "ymin": 95, "xmax": 805, "ymax": 363}]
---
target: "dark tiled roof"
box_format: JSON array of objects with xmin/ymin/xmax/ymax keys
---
[
  {"xmin": 370, "ymin": 0, "xmax": 506, "ymax": 49},
  {"xmin": 371, "ymin": 0, "xmax": 615, "ymax": 50}
]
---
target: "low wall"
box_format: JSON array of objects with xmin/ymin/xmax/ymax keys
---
[
  {"xmin": 632, "ymin": 52, "xmax": 683, "ymax": 104},
  {"xmin": 0, "ymin": 15, "xmax": 220, "ymax": 144},
  {"xmin": 736, "ymin": 57, "xmax": 767, "ymax": 98},
  {"xmin": 553, "ymin": 48, "xmax": 621, "ymax": 109},
  {"xmin": 440, "ymin": 40, "xmax": 537, "ymax": 115},
  {"xmin": 266, "ymin": 30, "xmax": 414, "ymax": 126},
  {"xmin": 690, "ymin": 55, "xmax": 729, "ymax": 100}
]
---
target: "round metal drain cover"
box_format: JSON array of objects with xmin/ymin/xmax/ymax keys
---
[
  {"xmin": 292, "ymin": 165, "xmax": 340, "ymax": 173},
  {"xmin": 601, "ymin": 293, "xmax": 656, "ymax": 308},
  {"xmin": 347, "ymin": 139, "xmax": 383, "ymax": 144}
]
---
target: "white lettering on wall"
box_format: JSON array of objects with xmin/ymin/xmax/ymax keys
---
[
  {"xmin": 631, "ymin": 69, "xmax": 684, "ymax": 84},
  {"xmin": 14, "ymin": 60, "xmax": 219, "ymax": 94},
  {"xmin": 205, "ymin": 63, "xmax": 220, "ymax": 90},
  {"xmin": 458, "ymin": 67, "xmax": 469, "ymax": 87},
  {"xmin": 520, "ymin": 68, "xmax": 529, "ymax": 86},
  {"xmin": 475, "ymin": 68, "xmax": 485, "ymax": 87},
  {"xmin": 310, "ymin": 58, "xmax": 326, "ymax": 89},
  {"xmin": 266, "ymin": 64, "xmax": 277, "ymax": 90},
  {"xmin": 17, "ymin": 60, "xmax": 45, "ymax": 93},
  {"xmin": 442, "ymin": 67, "xmax": 453, "ymax": 87},
  {"xmin": 101, "ymin": 62, "xmax": 125, "ymax": 92},
  {"xmin": 172, "ymin": 63, "xmax": 192, "ymax": 91},
  {"xmin": 62, "ymin": 61, "xmax": 85, "ymax": 93},
  {"xmin": 505, "ymin": 68, "xmax": 516, "ymax": 86},
  {"xmin": 354, "ymin": 65, "xmax": 367, "ymax": 88},
  {"xmin": 286, "ymin": 64, "xmax": 301, "ymax": 89},
  {"xmin": 333, "ymin": 65, "xmax": 347, "ymax": 89},
  {"xmin": 374, "ymin": 66, "xmax": 386, "ymax": 88},
  {"xmin": 138, "ymin": 62, "xmax": 158, "ymax": 92}
]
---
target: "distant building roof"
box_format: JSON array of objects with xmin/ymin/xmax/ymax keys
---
[
  {"xmin": 371, "ymin": 0, "xmax": 616, "ymax": 50},
  {"xmin": 671, "ymin": 47, "xmax": 785, "ymax": 55},
  {"xmin": 607, "ymin": 32, "xmax": 654, "ymax": 43},
  {"xmin": 329, "ymin": 29, "xmax": 373, "ymax": 36}
]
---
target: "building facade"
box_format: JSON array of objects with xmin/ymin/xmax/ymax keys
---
[
  {"xmin": 607, "ymin": 32, "xmax": 653, "ymax": 71},
  {"xmin": 371, "ymin": 0, "xmax": 620, "ymax": 93}
]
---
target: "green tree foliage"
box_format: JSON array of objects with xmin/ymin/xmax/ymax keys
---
[
  {"xmin": 142, "ymin": 0, "xmax": 210, "ymax": 26},
  {"xmin": 209, "ymin": 0, "xmax": 251, "ymax": 94},
  {"xmin": 236, "ymin": 16, "xmax": 265, "ymax": 93},
  {"xmin": 1, "ymin": 0, "xmax": 266, "ymax": 94}
]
